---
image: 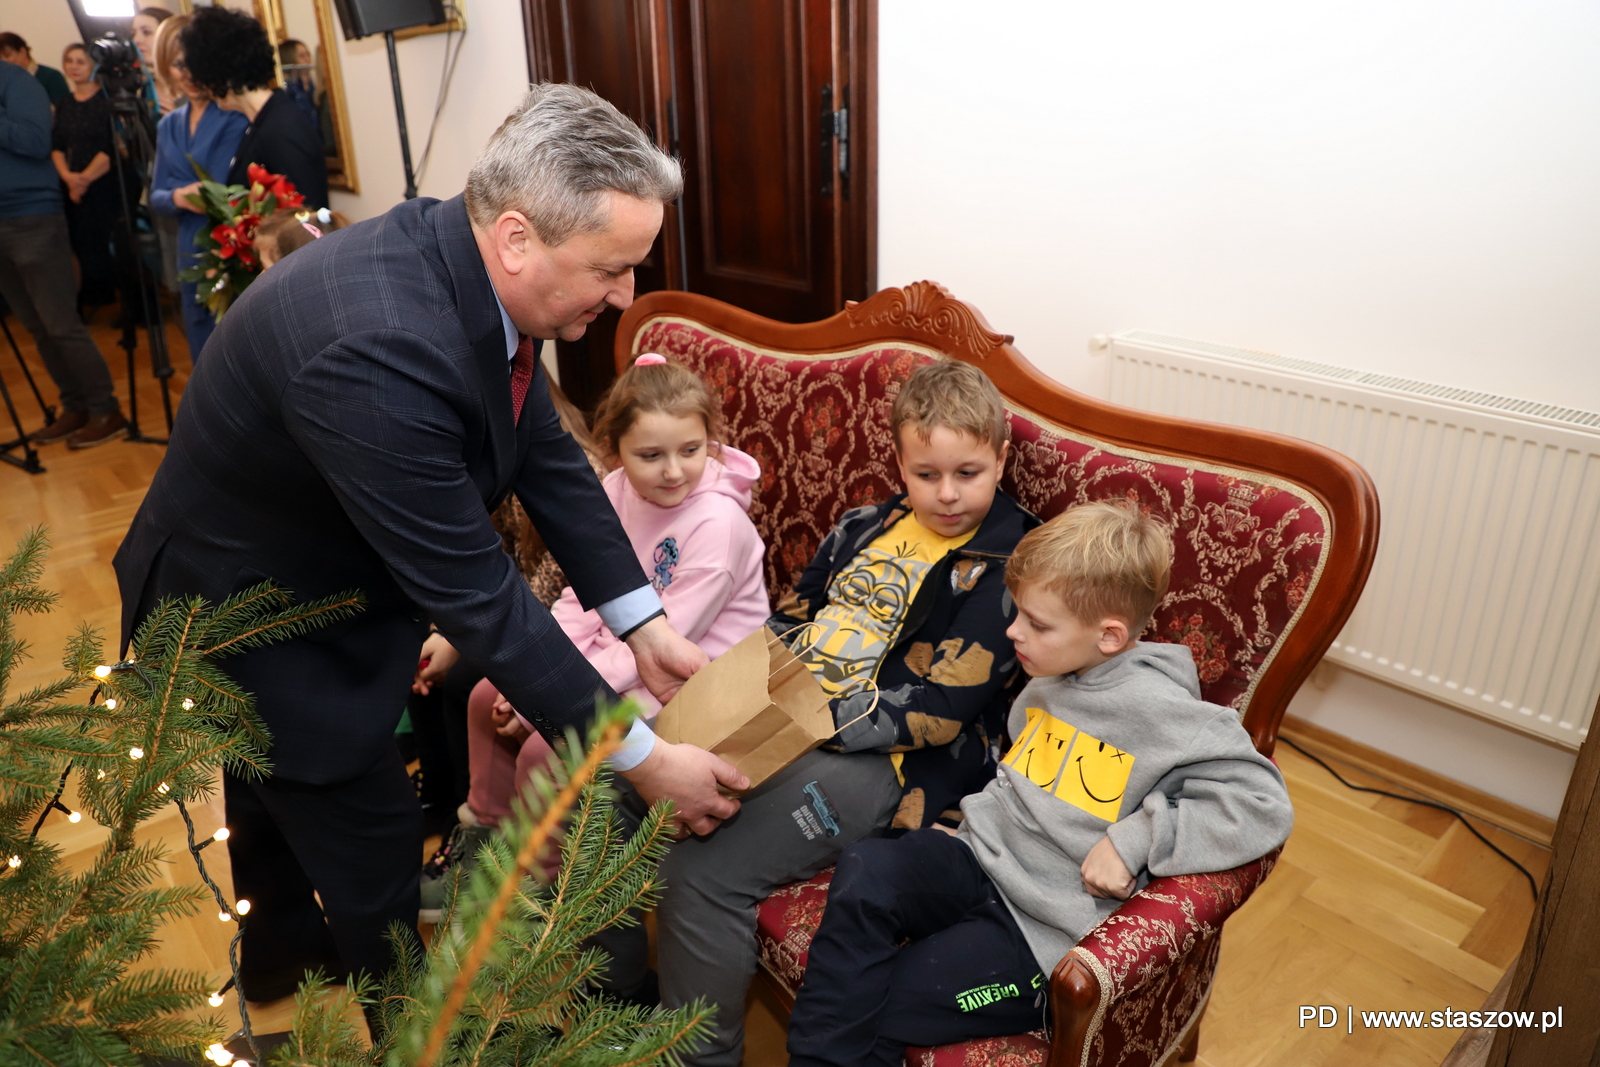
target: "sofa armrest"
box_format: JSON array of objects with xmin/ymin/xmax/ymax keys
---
[{"xmin": 1045, "ymin": 848, "xmax": 1281, "ymax": 1067}]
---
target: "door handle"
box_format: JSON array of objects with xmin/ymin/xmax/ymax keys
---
[
  {"xmin": 820, "ymin": 83, "xmax": 834, "ymax": 197},
  {"xmin": 836, "ymin": 87, "xmax": 850, "ymax": 199}
]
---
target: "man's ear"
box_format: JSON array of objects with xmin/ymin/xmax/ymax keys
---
[
  {"xmin": 1098, "ymin": 617, "xmax": 1131, "ymax": 656},
  {"xmin": 493, "ymin": 211, "xmax": 534, "ymax": 276}
]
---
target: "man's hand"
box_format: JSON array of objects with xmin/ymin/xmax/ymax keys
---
[
  {"xmin": 412, "ymin": 632, "xmax": 460, "ymax": 695},
  {"xmin": 1081, "ymin": 835, "xmax": 1137, "ymax": 900},
  {"xmin": 625, "ymin": 615, "xmax": 708, "ymax": 705},
  {"xmin": 621, "ymin": 739, "xmax": 749, "ymax": 836}
]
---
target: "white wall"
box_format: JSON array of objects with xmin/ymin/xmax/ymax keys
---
[
  {"xmin": 5, "ymin": 3, "xmax": 87, "ymax": 69},
  {"xmin": 879, "ymin": 0, "xmax": 1600, "ymax": 414},
  {"xmin": 322, "ymin": 4, "xmax": 529, "ymax": 221},
  {"xmin": 878, "ymin": 0, "xmax": 1600, "ymax": 818}
]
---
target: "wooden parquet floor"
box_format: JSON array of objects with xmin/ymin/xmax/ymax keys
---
[{"xmin": 4, "ymin": 312, "xmax": 1550, "ymax": 1065}]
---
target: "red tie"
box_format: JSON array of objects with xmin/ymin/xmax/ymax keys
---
[{"xmin": 510, "ymin": 335, "xmax": 534, "ymax": 425}]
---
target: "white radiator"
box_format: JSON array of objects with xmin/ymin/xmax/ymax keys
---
[{"xmin": 1103, "ymin": 330, "xmax": 1600, "ymax": 749}]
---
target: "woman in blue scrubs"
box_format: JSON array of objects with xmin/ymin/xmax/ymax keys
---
[{"xmin": 149, "ymin": 19, "xmax": 246, "ymax": 363}]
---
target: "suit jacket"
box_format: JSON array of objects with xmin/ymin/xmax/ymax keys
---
[
  {"xmin": 113, "ymin": 194, "xmax": 646, "ymax": 784},
  {"xmin": 227, "ymin": 89, "xmax": 328, "ymax": 209}
]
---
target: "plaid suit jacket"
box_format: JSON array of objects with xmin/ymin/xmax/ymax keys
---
[{"xmin": 113, "ymin": 194, "xmax": 645, "ymax": 783}]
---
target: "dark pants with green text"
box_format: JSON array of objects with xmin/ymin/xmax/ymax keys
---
[{"xmin": 786, "ymin": 829, "xmax": 1047, "ymax": 1067}]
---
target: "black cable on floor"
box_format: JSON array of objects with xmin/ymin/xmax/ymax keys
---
[{"xmin": 1278, "ymin": 736, "xmax": 1541, "ymax": 902}]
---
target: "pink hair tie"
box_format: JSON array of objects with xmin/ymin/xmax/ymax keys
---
[
  {"xmin": 634, "ymin": 353, "xmax": 667, "ymax": 366},
  {"xmin": 300, "ymin": 221, "xmax": 324, "ymax": 239}
]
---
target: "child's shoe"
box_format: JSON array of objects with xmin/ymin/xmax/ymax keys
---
[{"xmin": 418, "ymin": 813, "xmax": 492, "ymax": 923}]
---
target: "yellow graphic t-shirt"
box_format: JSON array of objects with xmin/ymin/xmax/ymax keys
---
[{"xmin": 795, "ymin": 513, "xmax": 976, "ymax": 700}]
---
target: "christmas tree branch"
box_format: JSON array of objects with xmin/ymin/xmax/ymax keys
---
[{"xmin": 414, "ymin": 720, "xmax": 627, "ymax": 1067}]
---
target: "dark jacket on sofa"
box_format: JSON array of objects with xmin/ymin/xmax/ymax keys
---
[{"xmin": 770, "ymin": 490, "xmax": 1039, "ymax": 829}]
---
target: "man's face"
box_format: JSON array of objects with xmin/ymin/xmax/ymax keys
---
[
  {"xmin": 477, "ymin": 191, "xmax": 663, "ymax": 342},
  {"xmin": 0, "ymin": 49, "xmax": 28, "ymax": 69}
]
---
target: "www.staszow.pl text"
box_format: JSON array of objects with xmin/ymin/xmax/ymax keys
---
[{"xmin": 1300, "ymin": 1006, "xmax": 1564, "ymax": 1032}]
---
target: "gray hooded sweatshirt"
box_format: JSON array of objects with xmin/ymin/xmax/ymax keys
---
[{"xmin": 958, "ymin": 642, "xmax": 1293, "ymax": 972}]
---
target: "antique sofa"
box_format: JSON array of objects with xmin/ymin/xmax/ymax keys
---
[{"xmin": 614, "ymin": 282, "xmax": 1379, "ymax": 1067}]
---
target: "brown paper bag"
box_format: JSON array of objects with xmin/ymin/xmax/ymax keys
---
[{"xmin": 653, "ymin": 626, "xmax": 834, "ymax": 791}]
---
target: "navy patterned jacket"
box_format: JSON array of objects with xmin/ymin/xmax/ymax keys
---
[
  {"xmin": 113, "ymin": 194, "xmax": 646, "ymax": 784},
  {"xmin": 769, "ymin": 490, "xmax": 1039, "ymax": 829}
]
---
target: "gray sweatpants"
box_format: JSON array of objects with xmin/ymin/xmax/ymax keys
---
[
  {"xmin": 600, "ymin": 748, "xmax": 902, "ymax": 1067},
  {"xmin": 0, "ymin": 213, "xmax": 120, "ymax": 417}
]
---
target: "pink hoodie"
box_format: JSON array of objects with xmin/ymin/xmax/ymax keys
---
[{"xmin": 549, "ymin": 445, "xmax": 771, "ymax": 716}]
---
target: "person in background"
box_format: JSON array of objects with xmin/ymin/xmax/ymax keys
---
[
  {"xmin": 150, "ymin": 14, "xmax": 247, "ymax": 360},
  {"xmin": 131, "ymin": 6, "xmax": 176, "ymax": 116},
  {"xmin": 277, "ymin": 39, "xmax": 319, "ymax": 134},
  {"xmin": 51, "ymin": 44, "xmax": 118, "ymax": 317},
  {"xmin": 180, "ymin": 7, "xmax": 327, "ymax": 210},
  {"xmin": 148, "ymin": 14, "xmax": 189, "ymax": 295},
  {"xmin": 0, "ymin": 34, "xmax": 70, "ymax": 106},
  {"xmin": 0, "ymin": 60, "xmax": 125, "ymax": 448}
]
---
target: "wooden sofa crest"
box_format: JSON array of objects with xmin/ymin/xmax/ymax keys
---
[{"xmin": 614, "ymin": 282, "xmax": 1380, "ymax": 1067}]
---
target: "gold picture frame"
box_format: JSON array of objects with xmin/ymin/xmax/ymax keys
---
[{"xmin": 255, "ymin": 0, "xmax": 360, "ymax": 194}]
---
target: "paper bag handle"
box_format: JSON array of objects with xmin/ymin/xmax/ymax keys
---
[
  {"xmin": 773, "ymin": 621, "xmax": 826, "ymax": 664},
  {"xmin": 773, "ymin": 623, "xmax": 881, "ymax": 737},
  {"xmin": 832, "ymin": 683, "xmax": 882, "ymax": 736}
]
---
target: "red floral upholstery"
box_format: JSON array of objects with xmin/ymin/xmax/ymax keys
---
[{"xmin": 624, "ymin": 296, "xmax": 1365, "ymax": 1067}]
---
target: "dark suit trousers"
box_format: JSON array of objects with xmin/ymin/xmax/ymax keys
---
[{"xmin": 223, "ymin": 745, "xmax": 423, "ymax": 1000}]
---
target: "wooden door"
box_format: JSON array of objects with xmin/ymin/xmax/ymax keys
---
[
  {"xmin": 665, "ymin": 0, "xmax": 874, "ymax": 322},
  {"xmin": 523, "ymin": 0, "xmax": 875, "ymax": 408},
  {"xmin": 524, "ymin": 0, "xmax": 677, "ymax": 411}
]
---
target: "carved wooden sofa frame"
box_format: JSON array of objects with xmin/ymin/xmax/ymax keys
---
[{"xmin": 614, "ymin": 282, "xmax": 1380, "ymax": 1067}]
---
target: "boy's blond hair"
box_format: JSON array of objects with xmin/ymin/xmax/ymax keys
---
[
  {"xmin": 1006, "ymin": 501, "xmax": 1173, "ymax": 634},
  {"xmin": 891, "ymin": 360, "xmax": 1008, "ymax": 455}
]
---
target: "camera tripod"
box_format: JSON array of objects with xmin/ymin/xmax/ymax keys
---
[
  {"xmin": 0, "ymin": 310, "xmax": 55, "ymax": 474},
  {"xmin": 102, "ymin": 77, "xmax": 176, "ymax": 445}
]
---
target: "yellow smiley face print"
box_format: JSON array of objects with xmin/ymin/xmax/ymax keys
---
[{"xmin": 1003, "ymin": 708, "xmax": 1135, "ymax": 822}]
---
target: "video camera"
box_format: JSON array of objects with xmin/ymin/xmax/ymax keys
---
[{"xmin": 88, "ymin": 33, "xmax": 145, "ymax": 97}]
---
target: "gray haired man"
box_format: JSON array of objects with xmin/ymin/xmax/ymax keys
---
[{"xmin": 113, "ymin": 83, "xmax": 746, "ymax": 1009}]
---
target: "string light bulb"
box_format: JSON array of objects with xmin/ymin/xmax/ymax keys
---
[
  {"xmin": 206, "ymin": 1042, "xmax": 235, "ymax": 1065},
  {"xmin": 93, "ymin": 665, "xmax": 111, "ymax": 678},
  {"xmin": 128, "ymin": 747, "xmax": 144, "ymax": 760},
  {"xmin": 96, "ymin": 769, "xmax": 106, "ymax": 779},
  {"xmin": 67, "ymin": 810, "xmax": 82, "ymax": 823},
  {"xmin": 234, "ymin": 898, "xmax": 251, "ymax": 916},
  {"xmin": 182, "ymin": 698, "xmax": 195, "ymax": 710},
  {"xmin": 218, "ymin": 909, "xmax": 233, "ymax": 922},
  {"xmin": 158, "ymin": 782, "xmax": 170, "ymax": 794},
  {"xmin": 213, "ymin": 827, "xmax": 230, "ymax": 842},
  {"xmin": 7, "ymin": 855, "xmax": 19, "ymax": 869},
  {"xmin": 103, "ymin": 698, "xmax": 117, "ymax": 710},
  {"xmin": 208, "ymin": 991, "xmax": 225, "ymax": 1007}
]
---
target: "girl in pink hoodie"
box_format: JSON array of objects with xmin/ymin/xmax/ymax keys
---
[{"xmin": 439, "ymin": 354, "xmax": 770, "ymax": 885}]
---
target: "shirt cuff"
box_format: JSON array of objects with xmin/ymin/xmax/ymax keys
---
[
  {"xmin": 597, "ymin": 585, "xmax": 663, "ymax": 639},
  {"xmin": 608, "ymin": 716, "xmax": 658, "ymax": 772}
]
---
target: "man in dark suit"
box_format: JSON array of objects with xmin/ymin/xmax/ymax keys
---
[{"xmin": 113, "ymin": 84, "xmax": 747, "ymax": 1001}]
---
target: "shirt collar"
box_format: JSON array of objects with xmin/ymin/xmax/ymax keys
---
[{"xmin": 490, "ymin": 286, "xmax": 518, "ymax": 363}]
